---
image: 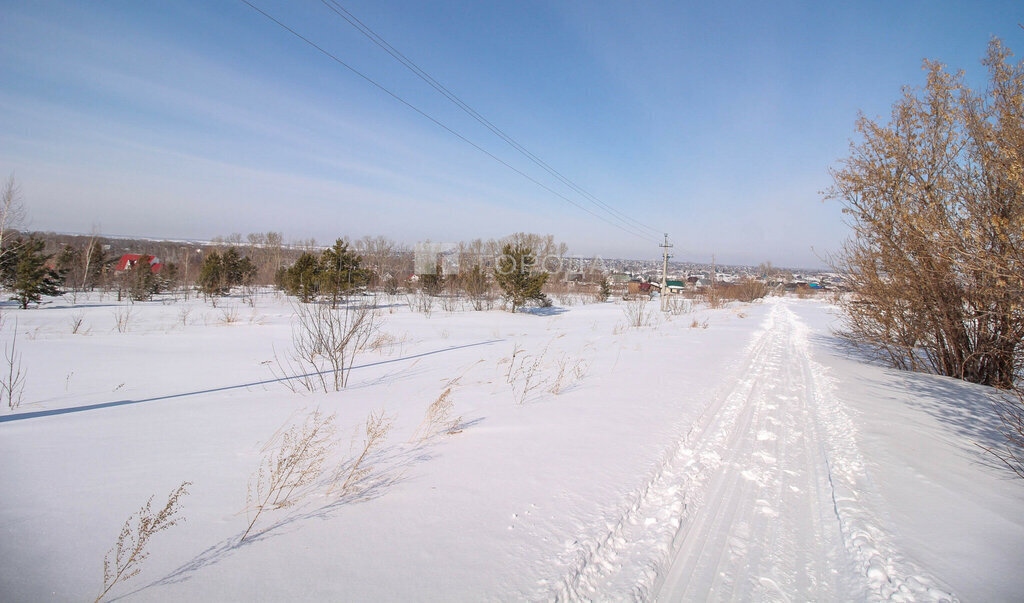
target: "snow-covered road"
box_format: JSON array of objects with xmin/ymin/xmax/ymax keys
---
[
  {"xmin": 655, "ymin": 300, "xmax": 850, "ymax": 600},
  {"xmin": 559, "ymin": 299, "xmax": 958, "ymax": 601}
]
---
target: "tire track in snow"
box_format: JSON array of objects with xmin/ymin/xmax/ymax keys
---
[
  {"xmin": 551, "ymin": 304, "xmax": 785, "ymax": 600},
  {"xmin": 789, "ymin": 304, "xmax": 957, "ymax": 602},
  {"xmin": 551, "ymin": 299, "xmax": 956, "ymax": 602},
  {"xmin": 654, "ymin": 300, "xmax": 848, "ymax": 601}
]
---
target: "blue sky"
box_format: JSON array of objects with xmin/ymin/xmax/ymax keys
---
[{"xmin": 1, "ymin": 0, "xmax": 1020, "ymax": 267}]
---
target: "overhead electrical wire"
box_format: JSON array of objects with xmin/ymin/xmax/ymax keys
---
[
  {"xmin": 238, "ymin": 0, "xmax": 659, "ymax": 243},
  {"xmin": 317, "ymin": 0, "xmax": 663, "ymax": 240}
]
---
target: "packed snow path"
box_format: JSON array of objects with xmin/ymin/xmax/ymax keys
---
[
  {"xmin": 655, "ymin": 300, "xmax": 849, "ymax": 600},
  {"xmin": 558, "ymin": 299, "xmax": 953, "ymax": 601}
]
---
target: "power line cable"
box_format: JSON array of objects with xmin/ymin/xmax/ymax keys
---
[
  {"xmin": 318, "ymin": 0, "xmax": 663, "ymax": 238},
  {"xmin": 237, "ymin": 0, "xmax": 659, "ymax": 243}
]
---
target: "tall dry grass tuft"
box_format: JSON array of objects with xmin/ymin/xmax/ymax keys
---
[
  {"xmin": 330, "ymin": 410, "xmax": 394, "ymax": 496},
  {"xmin": 410, "ymin": 382, "xmax": 461, "ymax": 443},
  {"xmin": 243, "ymin": 410, "xmax": 336, "ymax": 541},
  {"xmin": 97, "ymin": 481, "xmax": 191, "ymax": 602},
  {"xmin": 549, "ymin": 355, "xmax": 590, "ymax": 395}
]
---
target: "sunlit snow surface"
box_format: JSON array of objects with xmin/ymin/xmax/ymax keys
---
[{"xmin": 1, "ymin": 293, "xmax": 1021, "ymax": 601}]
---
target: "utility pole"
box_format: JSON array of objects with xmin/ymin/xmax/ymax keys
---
[{"xmin": 660, "ymin": 233, "xmax": 673, "ymax": 312}]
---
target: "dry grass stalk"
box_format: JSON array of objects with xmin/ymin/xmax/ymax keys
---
[
  {"xmin": 510, "ymin": 348, "xmax": 548, "ymax": 404},
  {"xmin": 243, "ymin": 410, "xmax": 336, "ymax": 541},
  {"xmin": 549, "ymin": 355, "xmax": 590, "ymax": 395},
  {"xmin": 330, "ymin": 410, "xmax": 394, "ymax": 496},
  {"xmin": 503, "ymin": 343, "xmax": 524, "ymax": 384},
  {"xmin": 97, "ymin": 481, "xmax": 191, "ymax": 602},
  {"xmin": 410, "ymin": 382, "xmax": 462, "ymax": 442}
]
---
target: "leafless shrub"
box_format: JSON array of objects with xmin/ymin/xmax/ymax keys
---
[
  {"xmin": 701, "ymin": 286, "xmax": 724, "ymax": 309},
  {"xmin": 406, "ymin": 290, "xmax": 434, "ymax": 317},
  {"xmin": 3, "ymin": 324, "xmax": 26, "ymax": 410},
  {"xmin": 439, "ymin": 294, "xmax": 463, "ymax": 312},
  {"xmin": 218, "ymin": 305, "xmax": 239, "ymax": 324},
  {"xmin": 96, "ymin": 481, "xmax": 191, "ymax": 602},
  {"xmin": 623, "ymin": 298, "xmax": 651, "ymax": 328},
  {"xmin": 330, "ymin": 410, "xmax": 394, "ymax": 496},
  {"xmin": 242, "ymin": 411, "xmax": 336, "ymax": 542},
  {"xmin": 273, "ymin": 299, "xmax": 381, "ymax": 392},
  {"xmin": 69, "ymin": 311, "xmax": 86, "ymax": 334},
  {"xmin": 113, "ymin": 306, "xmax": 133, "ymax": 333},
  {"xmin": 983, "ymin": 393, "xmax": 1024, "ymax": 479},
  {"xmin": 690, "ymin": 318, "xmax": 708, "ymax": 329},
  {"xmin": 410, "ymin": 382, "xmax": 461, "ymax": 443},
  {"xmin": 718, "ymin": 279, "xmax": 771, "ymax": 303},
  {"xmin": 829, "ymin": 40, "xmax": 1023, "ymax": 393},
  {"xmin": 664, "ymin": 297, "xmax": 692, "ymax": 315}
]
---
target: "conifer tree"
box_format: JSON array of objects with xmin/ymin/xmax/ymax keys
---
[
  {"xmin": 494, "ymin": 243, "xmax": 548, "ymax": 312},
  {"xmin": 1, "ymin": 237, "xmax": 64, "ymax": 308},
  {"xmin": 282, "ymin": 252, "xmax": 320, "ymax": 303},
  {"xmin": 128, "ymin": 255, "xmax": 159, "ymax": 301},
  {"xmin": 318, "ymin": 239, "xmax": 366, "ymax": 307},
  {"xmin": 197, "ymin": 251, "xmax": 224, "ymax": 297}
]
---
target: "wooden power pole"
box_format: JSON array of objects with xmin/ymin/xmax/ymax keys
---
[{"xmin": 660, "ymin": 233, "xmax": 673, "ymax": 312}]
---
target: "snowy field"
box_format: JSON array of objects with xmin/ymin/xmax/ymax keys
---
[{"xmin": 1, "ymin": 292, "xmax": 1022, "ymax": 601}]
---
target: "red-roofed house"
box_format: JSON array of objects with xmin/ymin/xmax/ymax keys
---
[{"xmin": 115, "ymin": 254, "xmax": 163, "ymax": 274}]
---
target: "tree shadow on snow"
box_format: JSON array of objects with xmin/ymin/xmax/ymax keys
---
[
  {"xmin": 520, "ymin": 306, "xmax": 568, "ymax": 316},
  {"xmin": 0, "ymin": 339, "xmax": 502, "ymax": 424},
  {"xmin": 809, "ymin": 330, "xmax": 1016, "ymax": 473}
]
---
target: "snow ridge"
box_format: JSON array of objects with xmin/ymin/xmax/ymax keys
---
[
  {"xmin": 550, "ymin": 307, "xmax": 780, "ymax": 600},
  {"xmin": 789, "ymin": 304, "xmax": 957, "ymax": 602}
]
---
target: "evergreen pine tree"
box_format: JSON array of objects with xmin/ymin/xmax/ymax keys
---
[
  {"xmin": 129, "ymin": 254, "xmax": 159, "ymax": 301},
  {"xmin": 494, "ymin": 243, "xmax": 548, "ymax": 312},
  {"xmin": 318, "ymin": 239, "xmax": 366, "ymax": 306},
  {"xmin": 1, "ymin": 237, "xmax": 64, "ymax": 309},
  {"xmin": 283, "ymin": 252, "xmax": 320, "ymax": 303},
  {"xmin": 197, "ymin": 251, "xmax": 224, "ymax": 297}
]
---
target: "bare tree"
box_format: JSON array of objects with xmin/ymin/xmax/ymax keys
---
[{"xmin": 0, "ymin": 175, "xmax": 27, "ymax": 262}]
